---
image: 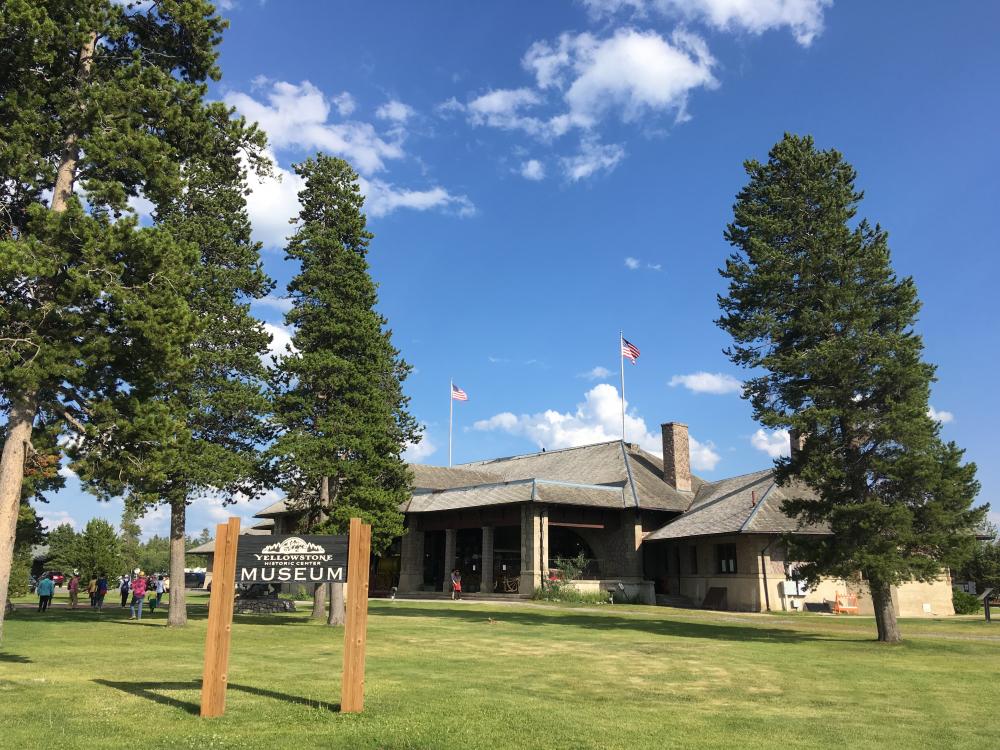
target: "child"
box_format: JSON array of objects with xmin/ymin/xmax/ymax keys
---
[
  {"xmin": 119, "ymin": 575, "xmax": 130, "ymax": 608},
  {"xmin": 450, "ymin": 568, "xmax": 462, "ymax": 600}
]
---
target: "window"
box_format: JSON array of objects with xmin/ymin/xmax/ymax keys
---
[
  {"xmin": 688, "ymin": 545, "xmax": 698, "ymax": 574},
  {"xmin": 716, "ymin": 544, "xmax": 737, "ymax": 574}
]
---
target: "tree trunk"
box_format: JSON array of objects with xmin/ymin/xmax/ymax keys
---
[
  {"xmin": 868, "ymin": 574, "xmax": 901, "ymax": 643},
  {"xmin": 311, "ymin": 476, "xmax": 330, "ymax": 620},
  {"xmin": 167, "ymin": 497, "xmax": 188, "ymax": 627},
  {"xmin": 0, "ymin": 397, "xmax": 37, "ymax": 642},
  {"xmin": 51, "ymin": 31, "xmax": 97, "ymax": 212},
  {"xmin": 311, "ymin": 580, "xmax": 328, "ymax": 619},
  {"xmin": 328, "ymin": 581, "xmax": 345, "ymax": 626}
]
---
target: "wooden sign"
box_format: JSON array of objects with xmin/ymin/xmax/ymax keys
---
[
  {"xmin": 235, "ymin": 534, "xmax": 348, "ymax": 584},
  {"xmin": 199, "ymin": 516, "xmax": 372, "ymax": 718},
  {"xmin": 341, "ymin": 517, "xmax": 372, "ymax": 713},
  {"xmin": 200, "ymin": 517, "xmax": 240, "ymax": 718}
]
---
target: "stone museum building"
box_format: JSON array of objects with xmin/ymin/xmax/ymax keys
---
[{"xmin": 243, "ymin": 421, "xmax": 956, "ymax": 616}]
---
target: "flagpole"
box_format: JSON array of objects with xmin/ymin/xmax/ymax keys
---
[
  {"xmin": 449, "ymin": 378, "xmax": 454, "ymax": 467},
  {"xmin": 619, "ymin": 330, "xmax": 626, "ymax": 443}
]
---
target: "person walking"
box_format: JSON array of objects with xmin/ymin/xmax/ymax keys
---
[
  {"xmin": 155, "ymin": 575, "xmax": 165, "ymax": 609},
  {"xmin": 87, "ymin": 575, "xmax": 98, "ymax": 608},
  {"xmin": 95, "ymin": 573, "xmax": 108, "ymax": 611},
  {"xmin": 450, "ymin": 568, "xmax": 462, "ymax": 600},
  {"xmin": 130, "ymin": 574, "xmax": 147, "ymax": 620},
  {"xmin": 119, "ymin": 575, "xmax": 131, "ymax": 608},
  {"xmin": 36, "ymin": 574, "xmax": 55, "ymax": 612},
  {"xmin": 67, "ymin": 573, "xmax": 80, "ymax": 609}
]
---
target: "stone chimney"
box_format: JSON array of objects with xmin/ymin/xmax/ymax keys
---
[
  {"xmin": 661, "ymin": 422, "xmax": 691, "ymax": 492},
  {"xmin": 789, "ymin": 428, "xmax": 806, "ymax": 462}
]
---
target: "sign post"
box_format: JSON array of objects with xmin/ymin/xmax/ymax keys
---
[
  {"xmin": 341, "ymin": 517, "xmax": 372, "ymax": 713},
  {"xmin": 200, "ymin": 517, "xmax": 240, "ymax": 718},
  {"xmin": 198, "ymin": 517, "xmax": 371, "ymax": 717}
]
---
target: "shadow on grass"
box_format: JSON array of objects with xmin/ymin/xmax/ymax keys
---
[
  {"xmin": 0, "ymin": 652, "xmax": 32, "ymax": 663},
  {"xmin": 93, "ymin": 679, "xmax": 339, "ymax": 714},
  {"xmin": 9, "ymin": 605, "xmax": 306, "ymax": 628},
  {"xmin": 372, "ymin": 603, "xmax": 851, "ymax": 644}
]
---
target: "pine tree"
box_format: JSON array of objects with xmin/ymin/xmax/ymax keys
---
[
  {"xmin": 718, "ymin": 134, "xmax": 984, "ymax": 642},
  {"xmin": 0, "ymin": 0, "xmax": 233, "ymax": 638},
  {"xmin": 270, "ymin": 155, "xmax": 420, "ymax": 624},
  {"xmin": 66, "ymin": 109, "xmax": 274, "ymax": 627}
]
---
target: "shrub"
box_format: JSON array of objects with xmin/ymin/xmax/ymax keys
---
[
  {"xmin": 532, "ymin": 586, "xmax": 608, "ymax": 605},
  {"xmin": 8, "ymin": 547, "xmax": 32, "ymax": 598},
  {"xmin": 953, "ymin": 590, "xmax": 982, "ymax": 615}
]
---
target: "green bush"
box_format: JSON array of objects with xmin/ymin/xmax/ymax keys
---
[
  {"xmin": 952, "ymin": 590, "xmax": 982, "ymax": 614},
  {"xmin": 532, "ymin": 585, "xmax": 608, "ymax": 605},
  {"xmin": 8, "ymin": 547, "xmax": 32, "ymax": 598}
]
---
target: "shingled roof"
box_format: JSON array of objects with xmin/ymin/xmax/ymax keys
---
[
  {"xmin": 405, "ymin": 478, "xmax": 628, "ymax": 513},
  {"xmin": 406, "ymin": 440, "xmax": 697, "ymax": 512},
  {"xmin": 643, "ymin": 469, "xmax": 828, "ymax": 541}
]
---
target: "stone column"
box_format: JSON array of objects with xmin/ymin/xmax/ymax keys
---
[
  {"xmin": 481, "ymin": 526, "xmax": 495, "ymax": 594},
  {"xmin": 397, "ymin": 529, "xmax": 424, "ymax": 593},
  {"xmin": 539, "ymin": 507, "xmax": 549, "ymax": 584},
  {"xmin": 442, "ymin": 528, "xmax": 457, "ymax": 594},
  {"xmin": 613, "ymin": 510, "xmax": 644, "ymax": 579},
  {"xmin": 520, "ymin": 505, "xmax": 541, "ymax": 595}
]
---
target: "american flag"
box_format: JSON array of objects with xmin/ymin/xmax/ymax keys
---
[
  {"xmin": 451, "ymin": 383, "xmax": 468, "ymax": 401},
  {"xmin": 621, "ymin": 337, "xmax": 640, "ymax": 364}
]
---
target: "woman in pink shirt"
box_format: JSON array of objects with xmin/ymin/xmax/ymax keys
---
[{"xmin": 129, "ymin": 575, "xmax": 148, "ymax": 620}]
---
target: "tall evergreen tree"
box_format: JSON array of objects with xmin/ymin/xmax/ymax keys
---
[
  {"xmin": 270, "ymin": 155, "xmax": 420, "ymax": 624},
  {"xmin": 0, "ymin": 0, "xmax": 235, "ymax": 638},
  {"xmin": 67, "ymin": 109, "xmax": 274, "ymax": 627},
  {"xmin": 718, "ymin": 134, "xmax": 984, "ymax": 642}
]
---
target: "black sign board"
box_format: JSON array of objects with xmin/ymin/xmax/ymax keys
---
[{"xmin": 235, "ymin": 534, "xmax": 349, "ymax": 585}]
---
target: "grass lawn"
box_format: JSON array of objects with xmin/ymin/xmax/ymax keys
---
[{"xmin": 1, "ymin": 596, "xmax": 997, "ymax": 749}]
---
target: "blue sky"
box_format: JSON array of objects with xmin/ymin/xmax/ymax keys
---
[{"xmin": 41, "ymin": 0, "xmax": 999, "ymax": 537}]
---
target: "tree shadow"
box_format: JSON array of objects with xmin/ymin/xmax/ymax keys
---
[
  {"xmin": 93, "ymin": 679, "xmax": 339, "ymax": 714},
  {"xmin": 0, "ymin": 652, "xmax": 32, "ymax": 663},
  {"xmin": 8, "ymin": 605, "xmax": 306, "ymax": 628},
  {"xmin": 372, "ymin": 603, "xmax": 852, "ymax": 644}
]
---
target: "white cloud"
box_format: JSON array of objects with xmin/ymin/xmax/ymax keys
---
[
  {"xmin": 522, "ymin": 28, "xmax": 717, "ymax": 133},
  {"xmin": 928, "ymin": 405, "xmax": 954, "ymax": 424},
  {"xmin": 262, "ymin": 322, "xmax": 295, "ymax": 365},
  {"xmin": 465, "ymin": 88, "xmax": 547, "ymax": 135},
  {"xmin": 578, "ymin": 366, "xmax": 612, "ymax": 380},
  {"xmin": 331, "ymin": 91, "xmax": 356, "ymax": 116},
  {"xmin": 39, "ymin": 509, "xmax": 79, "ymax": 531},
  {"xmin": 624, "ymin": 256, "xmax": 641, "ymax": 270},
  {"xmin": 751, "ymin": 428, "xmax": 790, "ymax": 458},
  {"xmin": 580, "ymin": 0, "xmax": 831, "ymax": 46},
  {"xmin": 244, "ymin": 149, "xmax": 304, "ymax": 249},
  {"xmin": 243, "ymin": 146, "xmax": 473, "ymax": 250},
  {"xmin": 404, "ymin": 429, "xmax": 437, "ymax": 462},
  {"xmin": 669, "ymin": 371, "xmax": 742, "ymax": 395},
  {"xmin": 225, "ymin": 80, "xmax": 403, "ymax": 174},
  {"xmin": 359, "ymin": 176, "xmax": 475, "ymax": 218},
  {"xmin": 569, "ymin": 29, "xmax": 716, "ymax": 127},
  {"xmin": 562, "ymin": 138, "xmax": 626, "ymax": 180},
  {"xmin": 376, "ymin": 99, "xmax": 415, "ymax": 123},
  {"xmin": 253, "ymin": 295, "xmax": 294, "ymax": 314},
  {"xmin": 473, "ymin": 384, "xmax": 720, "ymax": 470},
  {"xmin": 520, "ymin": 159, "xmax": 546, "ymax": 180}
]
